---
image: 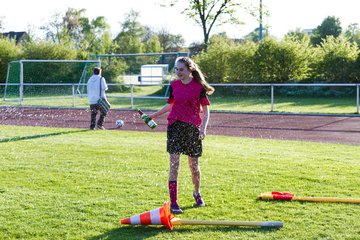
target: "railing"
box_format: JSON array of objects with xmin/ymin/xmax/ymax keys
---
[
  {"xmin": 210, "ymin": 83, "xmax": 360, "ymax": 113},
  {"xmin": 1, "ymin": 83, "xmax": 360, "ymax": 114}
]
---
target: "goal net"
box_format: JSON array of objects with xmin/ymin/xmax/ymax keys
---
[{"xmin": 4, "ymin": 59, "xmax": 100, "ymax": 101}]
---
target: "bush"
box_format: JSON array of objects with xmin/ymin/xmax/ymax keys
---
[
  {"xmin": 23, "ymin": 41, "xmax": 80, "ymax": 60},
  {"xmin": 194, "ymin": 36, "xmax": 317, "ymax": 84},
  {"xmin": 350, "ymin": 55, "xmax": 360, "ymax": 82},
  {"xmin": 227, "ymin": 42, "xmax": 256, "ymax": 83},
  {"xmin": 251, "ymin": 37, "xmax": 314, "ymax": 83},
  {"xmin": 193, "ymin": 36, "xmax": 234, "ymax": 83},
  {"xmin": 314, "ymin": 36, "xmax": 359, "ymax": 83},
  {"xmin": 0, "ymin": 38, "xmax": 23, "ymax": 83}
]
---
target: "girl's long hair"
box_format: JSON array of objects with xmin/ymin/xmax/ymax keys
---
[{"xmin": 176, "ymin": 57, "xmax": 215, "ymax": 95}]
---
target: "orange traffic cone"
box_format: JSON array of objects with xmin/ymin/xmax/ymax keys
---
[{"xmin": 120, "ymin": 202, "xmax": 174, "ymax": 230}]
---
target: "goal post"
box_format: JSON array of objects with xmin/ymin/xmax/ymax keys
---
[
  {"xmin": 87, "ymin": 52, "xmax": 190, "ymax": 97},
  {"xmin": 4, "ymin": 59, "xmax": 101, "ymax": 102}
]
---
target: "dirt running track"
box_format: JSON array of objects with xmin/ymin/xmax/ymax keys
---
[{"xmin": 1, "ymin": 106, "xmax": 360, "ymax": 145}]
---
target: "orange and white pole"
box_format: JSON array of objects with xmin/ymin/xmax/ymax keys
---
[
  {"xmin": 258, "ymin": 192, "xmax": 360, "ymax": 204},
  {"xmin": 171, "ymin": 218, "xmax": 283, "ymax": 228}
]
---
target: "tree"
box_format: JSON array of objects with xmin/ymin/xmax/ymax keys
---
[
  {"xmin": 0, "ymin": 16, "xmax": 4, "ymax": 31},
  {"xmin": 40, "ymin": 12, "xmax": 71, "ymax": 44},
  {"xmin": 157, "ymin": 27, "xmax": 185, "ymax": 52},
  {"xmin": 311, "ymin": 16, "xmax": 342, "ymax": 46},
  {"xmin": 143, "ymin": 35, "xmax": 162, "ymax": 53},
  {"xmin": 243, "ymin": 27, "xmax": 269, "ymax": 43},
  {"xmin": 344, "ymin": 23, "xmax": 360, "ymax": 47},
  {"xmin": 113, "ymin": 10, "xmax": 162, "ymax": 54},
  {"xmin": 285, "ymin": 28, "xmax": 310, "ymax": 43},
  {"xmin": 315, "ymin": 36, "xmax": 359, "ymax": 82},
  {"xmin": 164, "ymin": 0, "xmax": 242, "ymax": 46},
  {"xmin": 78, "ymin": 16, "xmax": 114, "ymax": 53},
  {"xmin": 188, "ymin": 41, "xmax": 206, "ymax": 56},
  {"xmin": 40, "ymin": 8, "xmax": 113, "ymax": 53},
  {"xmin": 112, "ymin": 10, "xmax": 162, "ymax": 74},
  {"xmin": 63, "ymin": 8, "xmax": 91, "ymax": 48},
  {"xmin": 113, "ymin": 10, "xmax": 146, "ymax": 54}
]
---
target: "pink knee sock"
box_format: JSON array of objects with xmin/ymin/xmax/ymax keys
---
[{"xmin": 168, "ymin": 181, "xmax": 178, "ymax": 204}]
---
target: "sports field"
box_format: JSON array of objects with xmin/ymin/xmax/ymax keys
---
[{"xmin": 1, "ymin": 107, "xmax": 360, "ymax": 239}]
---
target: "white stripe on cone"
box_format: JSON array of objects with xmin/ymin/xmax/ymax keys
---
[
  {"xmin": 130, "ymin": 214, "xmax": 140, "ymax": 224},
  {"xmin": 150, "ymin": 208, "xmax": 161, "ymax": 224}
]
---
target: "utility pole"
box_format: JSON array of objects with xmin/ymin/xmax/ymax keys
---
[{"xmin": 259, "ymin": 0, "xmax": 263, "ymax": 41}]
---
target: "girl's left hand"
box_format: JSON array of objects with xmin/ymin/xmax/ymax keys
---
[{"xmin": 199, "ymin": 131, "xmax": 206, "ymax": 140}]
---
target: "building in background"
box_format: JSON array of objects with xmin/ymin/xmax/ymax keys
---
[
  {"xmin": 303, "ymin": 29, "xmax": 313, "ymax": 36},
  {"xmin": 1, "ymin": 31, "xmax": 29, "ymax": 44}
]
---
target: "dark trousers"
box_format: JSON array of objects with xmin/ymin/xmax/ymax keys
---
[{"xmin": 90, "ymin": 104, "xmax": 107, "ymax": 129}]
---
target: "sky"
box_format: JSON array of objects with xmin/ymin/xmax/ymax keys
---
[{"xmin": 1, "ymin": 0, "xmax": 360, "ymax": 45}]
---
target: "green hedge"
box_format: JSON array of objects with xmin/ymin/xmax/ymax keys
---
[
  {"xmin": 0, "ymin": 38, "xmax": 23, "ymax": 83},
  {"xmin": 194, "ymin": 35, "xmax": 360, "ymax": 84},
  {"xmin": 2, "ymin": 36, "xmax": 360, "ymax": 86}
]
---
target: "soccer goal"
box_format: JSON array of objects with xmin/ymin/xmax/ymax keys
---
[
  {"xmin": 84, "ymin": 52, "xmax": 190, "ymax": 97},
  {"xmin": 4, "ymin": 59, "xmax": 100, "ymax": 102}
]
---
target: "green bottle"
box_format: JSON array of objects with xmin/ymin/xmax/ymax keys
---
[{"xmin": 137, "ymin": 109, "xmax": 157, "ymax": 129}]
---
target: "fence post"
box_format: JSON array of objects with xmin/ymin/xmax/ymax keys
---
[
  {"xmin": 270, "ymin": 84, "xmax": 274, "ymax": 112},
  {"xmin": 130, "ymin": 84, "xmax": 134, "ymax": 109},
  {"xmin": 19, "ymin": 61, "xmax": 23, "ymax": 105},
  {"xmin": 357, "ymin": 84, "xmax": 359, "ymax": 114},
  {"xmin": 72, "ymin": 84, "xmax": 75, "ymax": 108}
]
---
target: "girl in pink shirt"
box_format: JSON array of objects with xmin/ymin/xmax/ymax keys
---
[{"xmin": 148, "ymin": 57, "xmax": 214, "ymax": 214}]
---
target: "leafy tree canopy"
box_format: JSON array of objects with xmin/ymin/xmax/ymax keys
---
[
  {"xmin": 163, "ymin": 0, "xmax": 244, "ymax": 46},
  {"xmin": 311, "ymin": 16, "xmax": 342, "ymax": 46}
]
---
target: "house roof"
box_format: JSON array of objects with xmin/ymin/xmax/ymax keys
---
[{"xmin": 2, "ymin": 31, "xmax": 29, "ymax": 44}]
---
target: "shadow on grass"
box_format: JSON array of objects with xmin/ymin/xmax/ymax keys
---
[
  {"xmin": 0, "ymin": 129, "xmax": 89, "ymax": 143},
  {"xmin": 90, "ymin": 224, "xmax": 281, "ymax": 240},
  {"xmin": 89, "ymin": 226, "xmax": 164, "ymax": 240}
]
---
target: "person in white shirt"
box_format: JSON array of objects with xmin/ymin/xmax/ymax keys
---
[{"xmin": 87, "ymin": 67, "xmax": 108, "ymax": 130}]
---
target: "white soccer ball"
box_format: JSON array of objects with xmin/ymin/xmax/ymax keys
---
[{"xmin": 115, "ymin": 119, "xmax": 124, "ymax": 128}]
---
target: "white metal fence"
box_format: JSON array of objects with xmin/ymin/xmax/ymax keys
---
[
  {"xmin": 1, "ymin": 83, "xmax": 360, "ymax": 114},
  {"xmin": 211, "ymin": 83, "xmax": 360, "ymax": 113}
]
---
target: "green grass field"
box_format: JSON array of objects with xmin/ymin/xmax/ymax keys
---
[{"xmin": 1, "ymin": 125, "xmax": 360, "ymax": 239}]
